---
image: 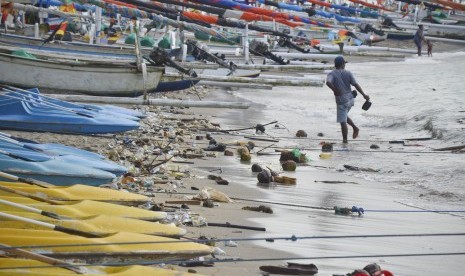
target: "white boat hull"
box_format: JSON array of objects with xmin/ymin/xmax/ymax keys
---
[{"xmin": 0, "ymin": 53, "xmax": 163, "ymax": 96}]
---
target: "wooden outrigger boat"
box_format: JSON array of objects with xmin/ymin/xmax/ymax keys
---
[{"xmin": 0, "ymin": 50, "xmax": 163, "ymax": 97}]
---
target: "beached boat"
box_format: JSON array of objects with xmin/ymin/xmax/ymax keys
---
[
  {"xmin": 0, "ymin": 32, "xmax": 149, "ymax": 58},
  {"xmin": 0, "ymin": 131, "xmax": 105, "ymax": 159},
  {"xmin": 0, "ymin": 213, "xmax": 186, "ymax": 237},
  {"xmin": 0, "ymin": 182, "xmax": 149, "ymax": 204},
  {"xmin": 0, "ymin": 197, "xmax": 165, "ymax": 221},
  {"xmin": 0, "ymin": 258, "xmax": 196, "ymax": 276},
  {"xmin": 0, "ymin": 92, "xmax": 140, "ymax": 134},
  {"xmin": 0, "ymin": 51, "xmax": 163, "ymax": 96},
  {"xmin": 0, "ymin": 134, "xmax": 127, "ymax": 176},
  {"xmin": 0, "ymin": 152, "xmax": 116, "ymax": 186},
  {"xmin": 0, "ymin": 228, "xmax": 212, "ymax": 264},
  {"xmin": 14, "ymin": 87, "xmax": 142, "ymax": 121}
]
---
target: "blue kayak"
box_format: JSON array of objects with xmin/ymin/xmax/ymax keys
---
[
  {"xmin": 0, "ymin": 132, "xmax": 104, "ymax": 160},
  {"xmin": 0, "ymin": 96, "xmax": 140, "ymax": 134},
  {"xmin": 0, "ymin": 151, "xmax": 116, "ymax": 186},
  {"xmin": 23, "ymin": 88, "xmax": 144, "ymax": 121},
  {"xmin": 0, "ymin": 141, "xmax": 127, "ymax": 177}
]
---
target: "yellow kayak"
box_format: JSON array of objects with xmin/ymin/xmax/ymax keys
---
[
  {"xmin": 0, "ymin": 199, "xmax": 166, "ymax": 221},
  {"xmin": 0, "ymin": 228, "xmax": 212, "ymax": 263},
  {"xmin": 0, "ymin": 182, "xmax": 148, "ymax": 205},
  {"xmin": 0, "ymin": 214, "xmax": 186, "ymax": 238},
  {"xmin": 0, "ymin": 258, "xmax": 199, "ymax": 275}
]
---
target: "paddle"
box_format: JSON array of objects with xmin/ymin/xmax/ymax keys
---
[
  {"xmin": 0, "ymin": 243, "xmax": 87, "ymax": 274},
  {"xmin": 0, "ymin": 198, "xmax": 69, "ymax": 220},
  {"xmin": 0, "ymin": 211, "xmax": 102, "ymax": 238},
  {"xmin": 0, "ymin": 171, "xmax": 52, "ymax": 188},
  {"xmin": 0, "ymin": 88, "xmax": 95, "ymax": 118}
]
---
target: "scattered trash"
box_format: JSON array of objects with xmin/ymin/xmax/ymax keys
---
[
  {"xmin": 273, "ymin": 176, "xmax": 296, "ymax": 185},
  {"xmin": 251, "ymin": 163, "xmax": 263, "ymax": 172},
  {"xmin": 257, "ymin": 169, "xmax": 273, "ymax": 184},
  {"xmin": 281, "ymin": 160, "xmax": 297, "ymax": 171},
  {"xmin": 344, "ymin": 165, "xmax": 380, "ymax": 172},
  {"xmin": 296, "ymin": 130, "xmax": 308, "ymax": 137},
  {"xmin": 195, "ymin": 187, "xmax": 233, "ymax": 203},
  {"xmin": 203, "ymin": 199, "xmax": 215, "ymax": 208},
  {"xmin": 321, "ymin": 142, "xmax": 334, "ymax": 152},
  {"xmin": 334, "ymin": 206, "xmax": 364, "ymax": 216},
  {"xmin": 212, "ymin": 247, "xmax": 226, "ymax": 256},
  {"xmin": 224, "ymin": 240, "xmax": 238, "ymax": 247},
  {"xmin": 255, "ymin": 124, "xmax": 266, "ymax": 133},
  {"xmin": 242, "ymin": 205, "xmax": 273, "ymax": 214}
]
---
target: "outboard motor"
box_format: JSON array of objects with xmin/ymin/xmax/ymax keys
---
[
  {"xmin": 249, "ymin": 39, "xmax": 289, "ymax": 65},
  {"xmin": 147, "ymin": 47, "xmax": 197, "ymax": 77},
  {"xmin": 186, "ymin": 40, "xmax": 237, "ymax": 73},
  {"xmin": 278, "ymin": 37, "xmax": 310, "ymax": 53}
]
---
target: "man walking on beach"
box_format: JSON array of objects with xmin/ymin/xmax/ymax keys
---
[{"xmin": 326, "ymin": 56, "xmax": 369, "ymax": 143}]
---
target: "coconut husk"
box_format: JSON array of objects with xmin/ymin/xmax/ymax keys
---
[
  {"xmin": 274, "ymin": 176, "xmax": 296, "ymax": 185},
  {"xmin": 282, "ymin": 160, "xmax": 297, "ymax": 171},
  {"xmin": 296, "ymin": 130, "xmax": 308, "ymax": 137},
  {"xmin": 257, "ymin": 169, "xmax": 272, "ymax": 184}
]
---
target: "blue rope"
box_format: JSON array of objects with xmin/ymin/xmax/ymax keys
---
[
  {"xmin": 1, "ymin": 252, "xmax": 464, "ymax": 270},
  {"xmin": 339, "ymin": 206, "xmax": 465, "ymax": 216},
  {"xmin": 6, "ymin": 232, "xmax": 465, "ymax": 250}
]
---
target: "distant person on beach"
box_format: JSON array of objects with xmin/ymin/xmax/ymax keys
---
[
  {"xmin": 326, "ymin": 56, "xmax": 370, "ymax": 143},
  {"xmin": 427, "ymin": 40, "xmax": 433, "ymax": 56},
  {"xmin": 413, "ymin": 24, "xmax": 427, "ymax": 56}
]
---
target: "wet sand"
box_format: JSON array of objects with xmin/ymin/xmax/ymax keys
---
[{"xmin": 3, "ymin": 40, "xmax": 465, "ymax": 275}]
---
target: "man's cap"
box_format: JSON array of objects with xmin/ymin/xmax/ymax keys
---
[{"xmin": 334, "ymin": 56, "xmax": 347, "ymax": 67}]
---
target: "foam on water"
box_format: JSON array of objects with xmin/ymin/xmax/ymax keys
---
[{"xmin": 234, "ymin": 51, "xmax": 465, "ymax": 209}]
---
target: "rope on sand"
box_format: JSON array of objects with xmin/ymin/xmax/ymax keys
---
[
  {"xmin": 3, "ymin": 252, "xmax": 465, "ymax": 270},
  {"xmin": 150, "ymin": 192, "xmax": 465, "ymax": 215},
  {"xmin": 7, "ymin": 233, "xmax": 465, "ymax": 250}
]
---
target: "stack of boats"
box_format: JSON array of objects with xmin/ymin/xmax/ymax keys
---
[
  {"xmin": 0, "ymin": 179, "xmax": 212, "ymax": 275},
  {"xmin": 0, "ymin": 85, "xmax": 150, "ymax": 186}
]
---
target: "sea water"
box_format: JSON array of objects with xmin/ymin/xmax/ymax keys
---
[
  {"xmin": 210, "ymin": 51, "xmax": 465, "ymax": 275},
  {"xmin": 234, "ymin": 52, "xmax": 465, "ymax": 209}
]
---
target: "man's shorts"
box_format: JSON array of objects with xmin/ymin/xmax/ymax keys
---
[{"xmin": 336, "ymin": 98, "xmax": 354, "ymax": 123}]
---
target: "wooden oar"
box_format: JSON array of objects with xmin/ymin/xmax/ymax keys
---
[
  {"xmin": 0, "ymin": 243, "xmax": 86, "ymax": 274},
  {"xmin": 0, "ymin": 171, "xmax": 52, "ymax": 188},
  {"xmin": 0, "ymin": 198, "xmax": 68, "ymax": 220},
  {"xmin": 0, "ymin": 211, "xmax": 102, "ymax": 238}
]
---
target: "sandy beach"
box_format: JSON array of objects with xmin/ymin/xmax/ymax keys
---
[{"xmin": 2, "ymin": 39, "xmax": 465, "ymax": 276}]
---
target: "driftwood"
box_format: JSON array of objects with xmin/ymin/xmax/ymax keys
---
[
  {"xmin": 433, "ymin": 144, "xmax": 465, "ymax": 151},
  {"xmin": 344, "ymin": 165, "xmax": 380, "ymax": 172},
  {"xmin": 207, "ymin": 222, "xmax": 266, "ymax": 231},
  {"xmin": 165, "ymin": 200, "xmax": 202, "ymax": 205},
  {"xmin": 314, "ymin": 180, "xmax": 359, "ymax": 184}
]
